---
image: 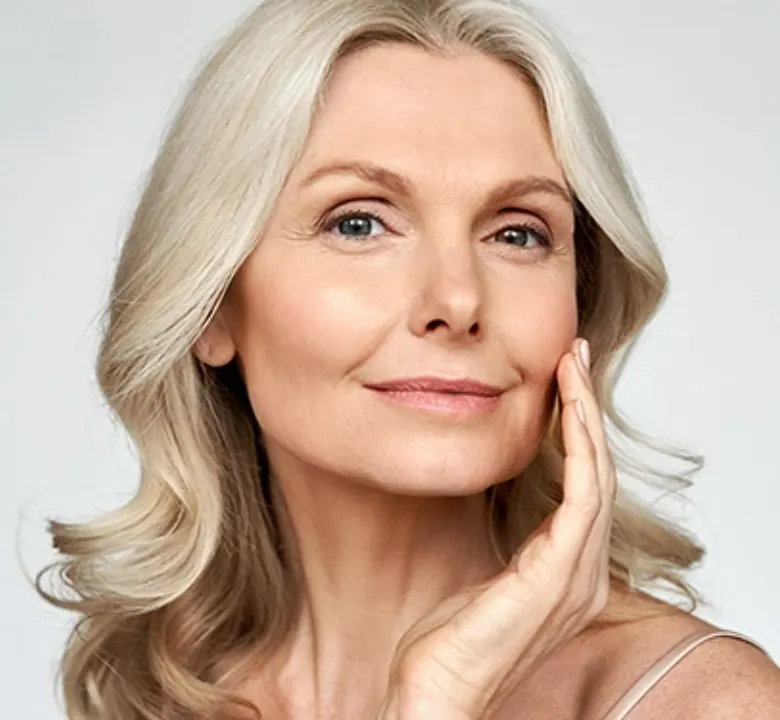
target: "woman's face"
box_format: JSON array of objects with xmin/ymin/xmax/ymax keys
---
[{"xmin": 201, "ymin": 43, "xmax": 578, "ymax": 495}]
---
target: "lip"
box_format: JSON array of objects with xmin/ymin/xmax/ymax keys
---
[
  {"xmin": 364, "ymin": 376, "xmax": 506, "ymax": 416},
  {"xmin": 365, "ymin": 377, "xmax": 505, "ymax": 396}
]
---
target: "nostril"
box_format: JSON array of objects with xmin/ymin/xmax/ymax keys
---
[
  {"xmin": 425, "ymin": 319, "xmax": 448, "ymax": 332},
  {"xmin": 422, "ymin": 318, "xmax": 481, "ymax": 338}
]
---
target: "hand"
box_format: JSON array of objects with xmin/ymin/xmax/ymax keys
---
[{"xmin": 377, "ymin": 338, "xmax": 616, "ymax": 720}]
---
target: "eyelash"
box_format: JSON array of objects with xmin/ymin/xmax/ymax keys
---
[{"xmin": 318, "ymin": 208, "xmax": 552, "ymax": 250}]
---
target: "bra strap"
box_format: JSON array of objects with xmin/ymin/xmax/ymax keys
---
[{"xmin": 602, "ymin": 629, "xmax": 768, "ymax": 720}]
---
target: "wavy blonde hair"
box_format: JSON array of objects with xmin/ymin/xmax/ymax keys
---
[{"xmin": 37, "ymin": 0, "xmax": 706, "ymax": 717}]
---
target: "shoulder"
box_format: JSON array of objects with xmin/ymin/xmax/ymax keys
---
[
  {"xmin": 675, "ymin": 631, "xmax": 780, "ymax": 719},
  {"xmin": 589, "ymin": 606, "xmax": 780, "ymax": 719}
]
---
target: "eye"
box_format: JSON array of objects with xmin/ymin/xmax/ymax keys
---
[
  {"xmin": 322, "ymin": 210, "xmax": 388, "ymax": 239},
  {"xmin": 317, "ymin": 209, "xmax": 552, "ymax": 250},
  {"xmin": 492, "ymin": 223, "xmax": 551, "ymax": 250}
]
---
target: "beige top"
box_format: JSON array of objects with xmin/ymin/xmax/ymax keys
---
[{"xmin": 602, "ymin": 629, "xmax": 769, "ymax": 719}]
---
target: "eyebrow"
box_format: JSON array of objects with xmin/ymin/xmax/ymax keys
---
[{"xmin": 298, "ymin": 160, "xmax": 573, "ymax": 207}]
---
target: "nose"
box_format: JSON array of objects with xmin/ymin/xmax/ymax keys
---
[{"xmin": 408, "ymin": 236, "xmax": 484, "ymax": 344}]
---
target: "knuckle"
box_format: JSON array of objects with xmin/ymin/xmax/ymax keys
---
[{"xmin": 581, "ymin": 489, "xmax": 602, "ymax": 518}]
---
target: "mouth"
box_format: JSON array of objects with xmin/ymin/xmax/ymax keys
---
[{"xmin": 363, "ymin": 376, "xmax": 505, "ymax": 416}]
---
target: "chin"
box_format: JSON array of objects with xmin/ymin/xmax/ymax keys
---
[{"xmin": 354, "ymin": 448, "xmax": 525, "ymax": 498}]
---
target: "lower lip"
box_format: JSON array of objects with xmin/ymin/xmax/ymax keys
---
[{"xmin": 369, "ymin": 389, "xmax": 502, "ymax": 416}]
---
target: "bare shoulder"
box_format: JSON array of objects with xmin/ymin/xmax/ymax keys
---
[
  {"xmin": 683, "ymin": 635, "xmax": 780, "ymax": 718},
  {"xmin": 489, "ymin": 596, "xmax": 779, "ymax": 720},
  {"xmin": 588, "ymin": 605, "xmax": 780, "ymax": 719}
]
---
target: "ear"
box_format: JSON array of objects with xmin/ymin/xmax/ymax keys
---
[{"xmin": 193, "ymin": 310, "xmax": 236, "ymax": 367}]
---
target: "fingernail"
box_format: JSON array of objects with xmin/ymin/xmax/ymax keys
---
[{"xmin": 578, "ymin": 339, "xmax": 591, "ymax": 373}]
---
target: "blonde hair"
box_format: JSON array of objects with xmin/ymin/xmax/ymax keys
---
[{"xmin": 37, "ymin": 0, "xmax": 705, "ymax": 717}]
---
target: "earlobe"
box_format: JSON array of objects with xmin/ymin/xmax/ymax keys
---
[{"xmin": 193, "ymin": 313, "xmax": 237, "ymax": 367}]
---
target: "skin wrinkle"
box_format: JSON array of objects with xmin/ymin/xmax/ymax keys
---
[
  {"xmin": 196, "ymin": 44, "xmax": 577, "ymax": 718},
  {"xmin": 299, "ymin": 160, "xmax": 574, "ymax": 208}
]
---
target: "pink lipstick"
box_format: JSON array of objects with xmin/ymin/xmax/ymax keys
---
[{"xmin": 364, "ymin": 377, "xmax": 504, "ymax": 416}]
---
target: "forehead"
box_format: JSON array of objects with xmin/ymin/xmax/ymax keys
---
[{"xmin": 296, "ymin": 43, "xmax": 564, "ymax": 186}]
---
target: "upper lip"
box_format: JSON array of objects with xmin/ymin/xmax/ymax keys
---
[{"xmin": 365, "ymin": 377, "xmax": 505, "ymax": 396}]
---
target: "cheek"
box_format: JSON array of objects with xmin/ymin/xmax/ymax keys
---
[
  {"xmin": 497, "ymin": 268, "xmax": 578, "ymax": 383},
  {"xmin": 229, "ymin": 248, "xmax": 389, "ymax": 410}
]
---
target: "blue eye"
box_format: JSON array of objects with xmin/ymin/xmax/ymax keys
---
[
  {"xmin": 494, "ymin": 224, "xmax": 551, "ymax": 249},
  {"xmin": 325, "ymin": 211, "xmax": 387, "ymax": 238},
  {"xmin": 319, "ymin": 210, "xmax": 552, "ymax": 251}
]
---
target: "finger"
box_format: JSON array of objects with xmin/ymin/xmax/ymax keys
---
[
  {"xmin": 562, "ymin": 342, "xmax": 617, "ymax": 566},
  {"xmin": 545, "ymin": 394, "xmax": 613, "ymax": 630},
  {"xmin": 557, "ymin": 349, "xmax": 614, "ymax": 554},
  {"xmin": 557, "ymin": 344, "xmax": 616, "ymax": 501},
  {"xmin": 547, "ymin": 393, "xmax": 602, "ymax": 572},
  {"xmin": 558, "ymin": 350, "xmax": 615, "ymax": 614}
]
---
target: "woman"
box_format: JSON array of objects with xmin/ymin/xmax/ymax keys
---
[{"xmin": 37, "ymin": 0, "xmax": 780, "ymax": 718}]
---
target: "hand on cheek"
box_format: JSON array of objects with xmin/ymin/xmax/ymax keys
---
[
  {"xmin": 557, "ymin": 337, "xmax": 616, "ymax": 500},
  {"xmin": 377, "ymin": 337, "xmax": 618, "ymax": 720}
]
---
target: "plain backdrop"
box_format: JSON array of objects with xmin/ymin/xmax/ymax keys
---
[{"xmin": 1, "ymin": 1, "xmax": 778, "ymax": 716}]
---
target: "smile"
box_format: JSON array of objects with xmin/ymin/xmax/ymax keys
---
[
  {"xmin": 364, "ymin": 377, "xmax": 505, "ymax": 417},
  {"xmin": 369, "ymin": 388, "xmax": 502, "ymax": 415}
]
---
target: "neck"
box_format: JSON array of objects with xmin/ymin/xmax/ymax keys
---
[{"xmin": 264, "ymin": 444, "xmax": 505, "ymax": 718}]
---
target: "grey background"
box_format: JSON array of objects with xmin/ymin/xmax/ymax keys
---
[{"xmin": 1, "ymin": 1, "xmax": 778, "ymax": 716}]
